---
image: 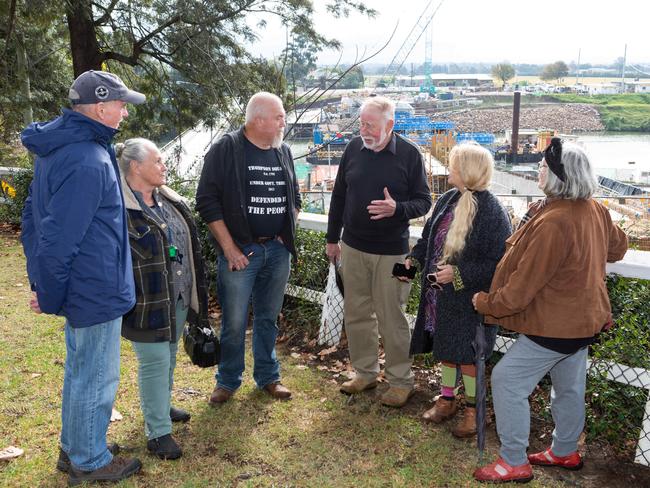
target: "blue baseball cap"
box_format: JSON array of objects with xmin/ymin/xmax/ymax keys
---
[{"xmin": 69, "ymin": 70, "xmax": 146, "ymax": 105}]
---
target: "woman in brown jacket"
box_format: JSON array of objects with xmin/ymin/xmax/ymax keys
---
[{"xmin": 471, "ymin": 138, "xmax": 628, "ymax": 484}]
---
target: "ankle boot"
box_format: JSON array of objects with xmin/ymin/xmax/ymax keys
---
[
  {"xmin": 422, "ymin": 397, "xmax": 457, "ymax": 423},
  {"xmin": 452, "ymin": 406, "xmax": 477, "ymax": 438}
]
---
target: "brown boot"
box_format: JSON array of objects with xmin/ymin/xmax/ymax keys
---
[
  {"xmin": 340, "ymin": 376, "xmax": 377, "ymax": 395},
  {"xmin": 452, "ymin": 406, "xmax": 477, "ymax": 438},
  {"xmin": 208, "ymin": 386, "xmax": 233, "ymax": 406},
  {"xmin": 422, "ymin": 397, "xmax": 457, "ymax": 423},
  {"xmin": 263, "ymin": 382, "xmax": 292, "ymax": 400},
  {"xmin": 380, "ymin": 386, "xmax": 415, "ymax": 408}
]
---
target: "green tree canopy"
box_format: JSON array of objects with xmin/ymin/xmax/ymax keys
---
[
  {"xmin": 336, "ymin": 65, "xmax": 364, "ymax": 89},
  {"xmin": 491, "ymin": 62, "xmax": 515, "ymax": 88},
  {"xmin": 540, "ymin": 61, "xmax": 569, "ymax": 82},
  {"xmin": 1, "ymin": 0, "xmax": 71, "ymax": 146},
  {"xmin": 281, "ymin": 33, "xmax": 320, "ymax": 88},
  {"xmin": 2, "ymin": 0, "xmax": 375, "ymax": 145}
]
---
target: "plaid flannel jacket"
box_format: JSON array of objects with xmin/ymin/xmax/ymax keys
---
[{"xmin": 121, "ymin": 179, "xmax": 210, "ymax": 343}]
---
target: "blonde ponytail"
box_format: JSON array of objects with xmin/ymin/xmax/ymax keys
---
[{"xmin": 440, "ymin": 142, "xmax": 493, "ymax": 264}]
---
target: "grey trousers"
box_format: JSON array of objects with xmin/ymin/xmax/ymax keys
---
[
  {"xmin": 492, "ymin": 335, "xmax": 587, "ymax": 466},
  {"xmin": 340, "ymin": 242, "xmax": 414, "ymax": 388}
]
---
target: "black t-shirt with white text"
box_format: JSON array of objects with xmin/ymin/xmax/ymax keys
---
[{"xmin": 244, "ymin": 137, "xmax": 288, "ymax": 238}]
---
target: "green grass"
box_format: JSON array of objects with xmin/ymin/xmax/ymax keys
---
[
  {"xmin": 546, "ymin": 94, "xmax": 650, "ymax": 131},
  {"xmin": 0, "ymin": 232, "xmax": 568, "ymax": 487}
]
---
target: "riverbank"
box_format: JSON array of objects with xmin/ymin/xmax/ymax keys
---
[
  {"xmin": 427, "ymin": 103, "xmax": 604, "ymax": 133},
  {"xmin": 419, "ymin": 94, "xmax": 650, "ymax": 133},
  {"xmin": 547, "ymin": 94, "xmax": 650, "ymax": 132}
]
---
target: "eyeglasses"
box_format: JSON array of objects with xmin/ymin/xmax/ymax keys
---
[
  {"xmin": 426, "ymin": 273, "xmax": 442, "ymax": 290},
  {"xmin": 359, "ymin": 121, "xmax": 376, "ymax": 130}
]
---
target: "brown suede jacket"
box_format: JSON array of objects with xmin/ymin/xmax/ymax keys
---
[{"xmin": 475, "ymin": 198, "xmax": 628, "ymax": 338}]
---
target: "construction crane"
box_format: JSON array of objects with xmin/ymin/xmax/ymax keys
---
[
  {"xmin": 379, "ymin": 0, "xmax": 445, "ymax": 88},
  {"xmin": 421, "ymin": 23, "xmax": 435, "ymax": 95}
]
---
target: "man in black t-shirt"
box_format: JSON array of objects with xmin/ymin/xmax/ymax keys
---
[
  {"xmin": 196, "ymin": 92, "xmax": 301, "ymax": 404},
  {"xmin": 326, "ymin": 96, "xmax": 431, "ymax": 408}
]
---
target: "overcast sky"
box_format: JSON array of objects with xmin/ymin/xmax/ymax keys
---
[{"xmin": 248, "ymin": 0, "xmax": 649, "ymax": 67}]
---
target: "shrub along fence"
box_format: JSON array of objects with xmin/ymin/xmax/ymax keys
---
[{"xmin": 287, "ymin": 213, "xmax": 650, "ymax": 466}]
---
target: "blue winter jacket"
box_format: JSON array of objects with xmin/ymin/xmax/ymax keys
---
[{"xmin": 20, "ymin": 109, "xmax": 135, "ymax": 327}]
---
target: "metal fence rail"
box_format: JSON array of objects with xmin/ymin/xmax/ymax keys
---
[{"xmin": 289, "ymin": 212, "xmax": 650, "ymax": 466}]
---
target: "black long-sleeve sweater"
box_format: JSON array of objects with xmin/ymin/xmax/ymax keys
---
[{"xmin": 326, "ymin": 133, "xmax": 432, "ymax": 255}]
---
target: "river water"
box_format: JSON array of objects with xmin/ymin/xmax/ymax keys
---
[{"xmin": 576, "ymin": 132, "xmax": 650, "ymax": 183}]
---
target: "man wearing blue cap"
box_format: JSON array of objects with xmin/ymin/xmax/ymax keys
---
[{"xmin": 21, "ymin": 70, "xmax": 145, "ymax": 485}]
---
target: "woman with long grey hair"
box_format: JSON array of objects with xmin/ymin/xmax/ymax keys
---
[
  {"xmin": 472, "ymin": 138, "xmax": 628, "ymax": 483},
  {"xmin": 116, "ymin": 138, "xmax": 210, "ymax": 460}
]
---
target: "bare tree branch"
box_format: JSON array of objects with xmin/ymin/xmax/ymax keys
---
[
  {"xmin": 93, "ymin": 0, "xmax": 120, "ymax": 26},
  {"xmin": 276, "ymin": 26, "xmax": 290, "ymax": 94}
]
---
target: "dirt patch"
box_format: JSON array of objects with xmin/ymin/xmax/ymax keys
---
[{"xmin": 0, "ymin": 223, "xmax": 20, "ymax": 236}]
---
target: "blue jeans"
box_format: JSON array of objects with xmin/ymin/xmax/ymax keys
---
[
  {"xmin": 216, "ymin": 239, "xmax": 290, "ymax": 391},
  {"xmin": 492, "ymin": 335, "xmax": 588, "ymax": 466},
  {"xmin": 60, "ymin": 318, "xmax": 122, "ymax": 471},
  {"xmin": 132, "ymin": 300, "xmax": 188, "ymax": 440}
]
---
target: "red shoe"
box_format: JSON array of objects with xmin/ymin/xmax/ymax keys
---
[
  {"xmin": 528, "ymin": 448, "xmax": 583, "ymax": 470},
  {"xmin": 474, "ymin": 458, "xmax": 534, "ymax": 484}
]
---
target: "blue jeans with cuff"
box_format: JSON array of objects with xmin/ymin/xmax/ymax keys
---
[
  {"xmin": 60, "ymin": 317, "xmax": 122, "ymax": 471},
  {"xmin": 215, "ymin": 239, "xmax": 290, "ymax": 391}
]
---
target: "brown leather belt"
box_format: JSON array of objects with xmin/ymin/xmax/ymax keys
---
[{"xmin": 253, "ymin": 236, "xmax": 275, "ymax": 244}]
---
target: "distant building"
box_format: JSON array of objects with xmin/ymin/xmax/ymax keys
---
[
  {"xmin": 577, "ymin": 68, "xmax": 620, "ymax": 76},
  {"xmin": 395, "ymin": 73, "xmax": 494, "ymax": 89},
  {"xmin": 585, "ymin": 84, "xmax": 619, "ymax": 95},
  {"xmin": 629, "ymin": 81, "xmax": 650, "ymax": 93}
]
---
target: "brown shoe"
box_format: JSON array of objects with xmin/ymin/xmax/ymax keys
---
[
  {"xmin": 452, "ymin": 406, "xmax": 477, "ymax": 438},
  {"xmin": 208, "ymin": 386, "xmax": 233, "ymax": 405},
  {"xmin": 68, "ymin": 456, "xmax": 141, "ymax": 486},
  {"xmin": 422, "ymin": 397, "xmax": 457, "ymax": 423},
  {"xmin": 380, "ymin": 386, "xmax": 415, "ymax": 408},
  {"xmin": 264, "ymin": 382, "xmax": 292, "ymax": 400},
  {"xmin": 340, "ymin": 377, "xmax": 378, "ymax": 395}
]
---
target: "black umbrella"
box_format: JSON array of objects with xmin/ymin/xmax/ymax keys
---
[{"xmin": 472, "ymin": 315, "xmax": 488, "ymax": 462}]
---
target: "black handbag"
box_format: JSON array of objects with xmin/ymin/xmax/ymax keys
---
[{"xmin": 183, "ymin": 322, "xmax": 220, "ymax": 368}]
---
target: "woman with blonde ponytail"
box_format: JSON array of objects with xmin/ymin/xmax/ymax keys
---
[{"xmin": 406, "ymin": 142, "xmax": 511, "ymax": 438}]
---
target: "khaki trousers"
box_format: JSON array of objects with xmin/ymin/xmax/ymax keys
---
[{"xmin": 340, "ymin": 242, "xmax": 414, "ymax": 388}]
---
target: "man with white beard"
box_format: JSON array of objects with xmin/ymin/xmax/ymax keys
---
[
  {"xmin": 326, "ymin": 96, "xmax": 431, "ymax": 407},
  {"xmin": 196, "ymin": 92, "xmax": 301, "ymax": 404}
]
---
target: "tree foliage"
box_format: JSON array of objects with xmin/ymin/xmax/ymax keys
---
[
  {"xmin": 336, "ymin": 65, "xmax": 364, "ymax": 89},
  {"xmin": 2, "ymin": 0, "xmax": 375, "ymax": 146},
  {"xmin": 491, "ymin": 62, "xmax": 515, "ymax": 88},
  {"xmin": 0, "ymin": 0, "xmax": 71, "ymax": 147},
  {"xmin": 63, "ymin": 0, "xmax": 374, "ymax": 140},
  {"xmin": 280, "ymin": 33, "xmax": 320, "ymax": 88},
  {"xmin": 540, "ymin": 60, "xmax": 569, "ymax": 82}
]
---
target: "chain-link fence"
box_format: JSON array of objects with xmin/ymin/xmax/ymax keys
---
[{"xmin": 286, "ymin": 216, "xmax": 650, "ymax": 466}]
